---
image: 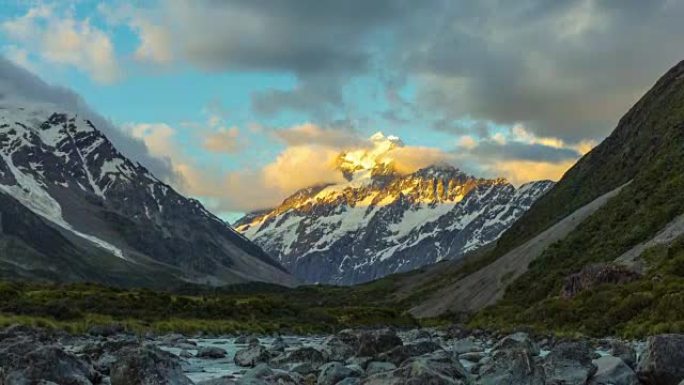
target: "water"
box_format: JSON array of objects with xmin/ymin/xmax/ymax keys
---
[{"xmin": 158, "ymin": 335, "xmax": 325, "ymax": 383}]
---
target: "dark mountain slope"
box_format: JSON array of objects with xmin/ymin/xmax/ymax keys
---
[
  {"xmin": 494, "ymin": 60, "xmax": 684, "ymax": 256},
  {"xmin": 0, "ymin": 104, "xmax": 296, "ymax": 288},
  {"xmin": 350, "ymin": 60, "xmax": 684, "ymax": 337}
]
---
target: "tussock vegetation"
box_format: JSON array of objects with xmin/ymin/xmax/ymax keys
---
[{"xmin": 0, "ymin": 281, "xmax": 417, "ymax": 335}]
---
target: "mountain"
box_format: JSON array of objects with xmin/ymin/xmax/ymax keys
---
[
  {"xmin": 369, "ymin": 60, "xmax": 684, "ymax": 336},
  {"xmin": 235, "ymin": 132, "xmax": 553, "ymax": 285},
  {"xmin": 0, "ymin": 103, "xmax": 296, "ymax": 288}
]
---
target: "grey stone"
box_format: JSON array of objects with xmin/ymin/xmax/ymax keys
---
[
  {"xmin": 588, "ymin": 356, "xmax": 639, "ymax": 385},
  {"xmin": 636, "ymin": 334, "xmax": 684, "ymax": 385}
]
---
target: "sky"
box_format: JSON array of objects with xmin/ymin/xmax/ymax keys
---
[{"xmin": 1, "ymin": 0, "xmax": 684, "ymax": 221}]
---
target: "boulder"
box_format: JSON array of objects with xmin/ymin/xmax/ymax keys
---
[
  {"xmin": 197, "ymin": 346, "xmax": 228, "ymax": 359},
  {"xmin": 0, "ymin": 344, "xmax": 99, "ymax": 385},
  {"xmin": 376, "ymin": 340, "xmax": 443, "ymax": 366},
  {"xmin": 588, "ymin": 356, "xmax": 639, "ymax": 385},
  {"xmin": 110, "ymin": 345, "xmax": 193, "ymax": 385},
  {"xmin": 271, "ymin": 346, "xmax": 326, "ymax": 369},
  {"xmin": 270, "ymin": 336, "xmax": 288, "ymax": 353},
  {"xmin": 476, "ymin": 349, "xmax": 545, "ymax": 385},
  {"xmin": 197, "ymin": 375, "xmax": 237, "ymax": 385},
  {"xmin": 609, "ymin": 340, "xmax": 637, "ymax": 369},
  {"xmin": 543, "ymin": 341, "xmax": 597, "ymax": 385},
  {"xmin": 234, "ymin": 335, "xmax": 250, "ymax": 344},
  {"xmin": 320, "ymin": 336, "xmax": 355, "ymax": 362},
  {"xmin": 336, "ymin": 378, "xmax": 361, "ymax": 385},
  {"xmin": 357, "ymin": 329, "xmax": 403, "ymax": 357},
  {"xmin": 366, "ymin": 361, "xmax": 397, "ymax": 376},
  {"xmin": 235, "ymin": 344, "xmax": 271, "ymax": 367},
  {"xmin": 451, "ymin": 337, "xmax": 484, "ymax": 355},
  {"xmin": 445, "ymin": 324, "xmax": 470, "ymax": 340},
  {"xmin": 459, "ymin": 351, "xmax": 486, "ymax": 363},
  {"xmin": 363, "ymin": 351, "xmax": 469, "ymax": 385},
  {"xmin": 236, "ymin": 364, "xmax": 301, "ymax": 385},
  {"xmin": 317, "ymin": 362, "xmax": 362, "ymax": 385},
  {"xmin": 491, "ymin": 332, "xmax": 539, "ymax": 356},
  {"xmin": 560, "ymin": 263, "xmax": 640, "ymax": 299},
  {"xmin": 636, "ymin": 334, "xmax": 684, "ymax": 385}
]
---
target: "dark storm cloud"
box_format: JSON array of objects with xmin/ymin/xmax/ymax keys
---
[
  {"xmin": 150, "ymin": 0, "xmax": 440, "ymax": 117},
  {"xmin": 0, "ymin": 57, "xmax": 175, "ymax": 181},
  {"xmin": 405, "ymin": 0, "xmax": 684, "ymax": 142},
  {"xmin": 135, "ymin": 0, "xmax": 684, "ymax": 142}
]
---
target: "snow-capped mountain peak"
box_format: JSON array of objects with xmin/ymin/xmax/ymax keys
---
[
  {"xmin": 0, "ymin": 102, "xmax": 295, "ymax": 287},
  {"xmin": 235, "ymin": 139, "xmax": 554, "ymax": 285},
  {"xmin": 336, "ymin": 131, "xmax": 404, "ymax": 181}
]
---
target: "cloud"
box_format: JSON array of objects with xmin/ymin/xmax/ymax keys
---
[
  {"xmin": 407, "ymin": 0, "xmax": 684, "ymax": 142},
  {"xmin": 106, "ymin": 0, "xmax": 439, "ymax": 117},
  {"xmin": 2, "ymin": 4, "xmax": 120, "ymax": 83},
  {"xmin": 203, "ymin": 127, "xmax": 241, "ymax": 153},
  {"xmin": 272, "ymin": 123, "xmax": 362, "ymax": 148},
  {"xmin": 453, "ymin": 123, "xmax": 592, "ymax": 186},
  {"xmin": 489, "ymin": 160, "xmax": 576, "ymax": 186},
  {"xmin": 0, "ymin": 56, "xmax": 174, "ymax": 180},
  {"xmin": 262, "ymin": 145, "xmax": 346, "ymax": 193}
]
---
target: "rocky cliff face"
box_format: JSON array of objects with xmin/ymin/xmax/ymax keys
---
[
  {"xmin": 236, "ymin": 133, "xmax": 553, "ymax": 285},
  {"xmin": 0, "ymin": 103, "xmax": 295, "ymax": 288}
]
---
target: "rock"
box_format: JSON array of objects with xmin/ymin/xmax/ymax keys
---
[
  {"xmin": 291, "ymin": 362, "xmax": 317, "ymax": 376},
  {"xmin": 270, "ymin": 336, "xmax": 288, "ymax": 353},
  {"xmin": 235, "ymin": 335, "xmax": 258, "ymax": 345},
  {"xmin": 636, "ymin": 334, "xmax": 684, "ymax": 385},
  {"xmin": 317, "ymin": 362, "xmax": 362, "ymax": 385},
  {"xmin": 491, "ymin": 332, "xmax": 539, "ymax": 355},
  {"xmin": 110, "ymin": 345, "xmax": 193, "ymax": 385},
  {"xmin": 459, "ymin": 352, "xmax": 485, "ymax": 363},
  {"xmin": 237, "ymin": 364, "xmax": 300, "ymax": 385},
  {"xmin": 405, "ymin": 329, "xmax": 433, "ymax": 341},
  {"xmin": 445, "ymin": 324, "xmax": 470, "ymax": 340},
  {"xmin": 588, "ymin": 356, "xmax": 639, "ymax": 385},
  {"xmin": 366, "ymin": 361, "xmax": 397, "ymax": 376},
  {"xmin": 346, "ymin": 356, "xmax": 373, "ymax": 369},
  {"xmin": 0, "ymin": 344, "xmax": 99, "ymax": 385},
  {"xmin": 320, "ymin": 336, "xmax": 355, "ymax": 362},
  {"xmin": 451, "ymin": 337, "xmax": 484, "ymax": 355},
  {"xmin": 197, "ymin": 375, "xmax": 237, "ymax": 385},
  {"xmin": 197, "ymin": 346, "xmax": 228, "ymax": 359},
  {"xmin": 337, "ymin": 329, "xmax": 361, "ymax": 349},
  {"xmin": 179, "ymin": 349, "xmax": 193, "ymax": 359},
  {"xmin": 235, "ymin": 343, "xmax": 271, "ymax": 367},
  {"xmin": 476, "ymin": 349, "xmax": 545, "ymax": 385},
  {"xmin": 271, "ymin": 346, "xmax": 326, "ymax": 369},
  {"xmin": 543, "ymin": 341, "xmax": 597, "ymax": 385},
  {"xmin": 336, "ymin": 378, "xmax": 361, "ymax": 385},
  {"xmin": 363, "ymin": 350, "xmax": 469, "ymax": 385},
  {"xmin": 560, "ymin": 263, "xmax": 640, "ymax": 299},
  {"xmin": 609, "ymin": 340, "xmax": 637, "ymax": 369},
  {"xmin": 160, "ymin": 333, "xmax": 192, "ymax": 345},
  {"xmin": 376, "ymin": 340, "xmax": 443, "ymax": 366},
  {"xmin": 357, "ymin": 329, "xmax": 403, "ymax": 356}
]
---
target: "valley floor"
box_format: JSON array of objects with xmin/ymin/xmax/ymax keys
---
[{"xmin": 1, "ymin": 323, "xmax": 682, "ymax": 384}]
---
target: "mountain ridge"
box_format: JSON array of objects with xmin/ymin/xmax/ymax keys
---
[
  {"xmin": 236, "ymin": 133, "xmax": 554, "ymax": 285},
  {"xmin": 0, "ymin": 102, "xmax": 296, "ymax": 288}
]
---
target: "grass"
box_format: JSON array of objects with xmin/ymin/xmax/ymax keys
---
[{"xmin": 0, "ymin": 280, "xmax": 418, "ymax": 335}]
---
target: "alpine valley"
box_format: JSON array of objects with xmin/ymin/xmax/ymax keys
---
[{"xmin": 235, "ymin": 133, "xmax": 554, "ymax": 285}]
